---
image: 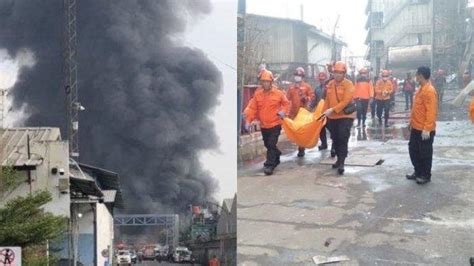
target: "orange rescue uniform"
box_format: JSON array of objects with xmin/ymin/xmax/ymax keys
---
[
  {"xmin": 375, "ymin": 79, "xmax": 393, "ymax": 100},
  {"xmin": 323, "ymin": 78, "xmax": 356, "ymax": 120},
  {"xmin": 410, "ymin": 82, "xmax": 438, "ymax": 132},
  {"xmin": 209, "ymin": 258, "xmax": 220, "ymax": 266},
  {"xmin": 286, "ymin": 81, "xmax": 315, "ymax": 119},
  {"xmin": 470, "ymin": 97, "xmax": 474, "ymax": 123},
  {"xmin": 244, "ymin": 86, "xmax": 290, "ymax": 129},
  {"xmin": 354, "ymin": 80, "xmax": 374, "ymax": 99}
]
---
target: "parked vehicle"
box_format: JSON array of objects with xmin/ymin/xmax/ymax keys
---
[
  {"xmin": 115, "ymin": 250, "xmax": 132, "ymax": 265},
  {"xmin": 172, "ymin": 246, "xmax": 193, "ymax": 263}
]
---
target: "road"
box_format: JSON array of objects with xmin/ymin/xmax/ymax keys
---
[
  {"xmin": 238, "ymin": 90, "xmax": 474, "ymax": 265},
  {"xmin": 134, "ymin": 261, "xmax": 200, "ymax": 266}
]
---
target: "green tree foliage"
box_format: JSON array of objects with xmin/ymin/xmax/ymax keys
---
[{"xmin": 0, "ymin": 190, "xmax": 67, "ymax": 247}]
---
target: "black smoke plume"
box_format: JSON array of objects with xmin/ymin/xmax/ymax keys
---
[{"xmin": 0, "ymin": 0, "xmax": 222, "ymax": 213}]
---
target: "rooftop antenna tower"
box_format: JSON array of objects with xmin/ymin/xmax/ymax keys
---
[{"xmin": 64, "ymin": 0, "xmax": 82, "ymax": 158}]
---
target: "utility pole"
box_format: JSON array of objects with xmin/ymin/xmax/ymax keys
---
[
  {"xmin": 331, "ymin": 15, "xmax": 341, "ymax": 62},
  {"xmin": 431, "ymin": 0, "xmax": 435, "ymax": 71},
  {"xmin": 64, "ymin": 0, "xmax": 80, "ymax": 158}
]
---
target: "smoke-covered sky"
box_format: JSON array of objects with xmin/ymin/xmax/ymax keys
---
[
  {"xmin": 0, "ymin": 0, "xmax": 228, "ymax": 213},
  {"xmin": 185, "ymin": 0, "xmax": 237, "ymax": 203}
]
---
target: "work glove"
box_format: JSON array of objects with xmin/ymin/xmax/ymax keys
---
[
  {"xmin": 322, "ymin": 108, "xmax": 334, "ymax": 117},
  {"xmin": 244, "ymin": 123, "xmax": 251, "ymax": 132},
  {"xmin": 421, "ymin": 130, "xmax": 430, "ymax": 141},
  {"xmin": 277, "ymin": 111, "xmax": 286, "ymax": 119}
]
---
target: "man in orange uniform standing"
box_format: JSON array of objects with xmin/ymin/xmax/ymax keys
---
[
  {"xmin": 244, "ymin": 70, "xmax": 290, "ymax": 175},
  {"xmin": 354, "ymin": 68, "xmax": 373, "ymax": 127},
  {"xmin": 287, "ymin": 67, "xmax": 315, "ymax": 157},
  {"xmin": 406, "ymin": 66, "xmax": 438, "ymax": 185},
  {"xmin": 375, "ymin": 70, "xmax": 393, "ymax": 127},
  {"xmin": 321, "ymin": 61, "xmax": 356, "ymax": 175}
]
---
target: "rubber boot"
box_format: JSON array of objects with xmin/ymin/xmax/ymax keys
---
[
  {"xmin": 338, "ymin": 157, "xmax": 346, "ymax": 175},
  {"xmin": 264, "ymin": 167, "xmax": 274, "ymax": 175},
  {"xmin": 332, "ymin": 157, "xmax": 342, "ymax": 169},
  {"xmin": 297, "ymin": 147, "xmax": 305, "ymax": 157}
]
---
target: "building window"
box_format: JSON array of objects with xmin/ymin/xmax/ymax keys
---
[
  {"xmin": 371, "ymin": 12, "xmax": 383, "ymax": 28},
  {"xmin": 417, "ymin": 33, "xmax": 423, "ymax": 45}
]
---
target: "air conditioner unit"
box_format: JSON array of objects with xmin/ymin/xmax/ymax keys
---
[{"xmin": 58, "ymin": 178, "xmax": 69, "ymax": 194}]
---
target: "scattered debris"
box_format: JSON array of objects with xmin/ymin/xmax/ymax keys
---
[
  {"xmin": 324, "ymin": 237, "xmax": 335, "ymax": 247},
  {"xmin": 313, "ymin": 255, "xmax": 350, "ymax": 265}
]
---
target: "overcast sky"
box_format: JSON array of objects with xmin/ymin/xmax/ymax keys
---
[
  {"xmin": 247, "ymin": 0, "xmax": 368, "ymax": 56},
  {"xmin": 185, "ymin": 0, "xmax": 237, "ymax": 202}
]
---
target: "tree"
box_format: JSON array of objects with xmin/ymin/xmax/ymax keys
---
[{"xmin": 0, "ymin": 190, "xmax": 67, "ymax": 264}]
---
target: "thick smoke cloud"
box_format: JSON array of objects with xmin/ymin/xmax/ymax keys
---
[{"xmin": 0, "ymin": 0, "xmax": 222, "ymax": 213}]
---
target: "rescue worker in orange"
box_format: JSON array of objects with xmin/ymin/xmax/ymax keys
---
[
  {"xmin": 209, "ymin": 255, "xmax": 220, "ymax": 266},
  {"xmin": 287, "ymin": 67, "xmax": 315, "ymax": 157},
  {"xmin": 375, "ymin": 70, "xmax": 393, "ymax": 127},
  {"xmin": 470, "ymin": 90, "xmax": 474, "ymax": 123},
  {"xmin": 406, "ymin": 66, "xmax": 438, "ymax": 185},
  {"xmin": 320, "ymin": 61, "xmax": 356, "ymax": 175},
  {"xmin": 354, "ymin": 68, "xmax": 373, "ymax": 127},
  {"xmin": 244, "ymin": 70, "xmax": 290, "ymax": 175},
  {"xmin": 310, "ymin": 71, "xmax": 330, "ymax": 150}
]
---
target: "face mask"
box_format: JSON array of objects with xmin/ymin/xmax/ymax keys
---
[
  {"xmin": 294, "ymin": 76, "xmax": 302, "ymax": 82},
  {"xmin": 382, "ymin": 77, "xmax": 388, "ymax": 81}
]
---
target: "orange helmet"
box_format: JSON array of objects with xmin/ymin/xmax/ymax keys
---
[
  {"xmin": 318, "ymin": 72, "xmax": 328, "ymax": 80},
  {"xmin": 294, "ymin": 67, "xmax": 305, "ymax": 77},
  {"xmin": 359, "ymin": 68, "xmax": 368, "ymax": 74},
  {"xmin": 259, "ymin": 69, "xmax": 274, "ymax": 82},
  {"xmin": 333, "ymin": 61, "xmax": 347, "ymax": 72},
  {"xmin": 382, "ymin": 70, "xmax": 390, "ymax": 77}
]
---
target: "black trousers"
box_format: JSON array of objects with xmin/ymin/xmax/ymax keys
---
[
  {"xmin": 326, "ymin": 118, "xmax": 353, "ymax": 159},
  {"xmin": 376, "ymin": 99, "xmax": 390, "ymax": 123},
  {"xmin": 261, "ymin": 125, "xmax": 282, "ymax": 168},
  {"xmin": 404, "ymin": 91, "xmax": 413, "ymax": 109},
  {"xmin": 370, "ymin": 98, "xmax": 376, "ymax": 118},
  {"xmin": 356, "ymin": 99, "xmax": 369, "ymax": 122},
  {"xmin": 409, "ymin": 129, "xmax": 435, "ymax": 179},
  {"xmin": 319, "ymin": 125, "xmax": 327, "ymax": 146}
]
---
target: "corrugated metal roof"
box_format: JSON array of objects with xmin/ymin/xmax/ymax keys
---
[
  {"xmin": 78, "ymin": 163, "xmax": 124, "ymax": 208},
  {"xmin": 247, "ymin": 13, "xmax": 346, "ymax": 45},
  {"xmin": 0, "ymin": 127, "xmax": 61, "ymax": 167}
]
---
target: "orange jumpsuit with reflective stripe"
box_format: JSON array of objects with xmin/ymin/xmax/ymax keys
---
[
  {"xmin": 323, "ymin": 78, "xmax": 356, "ymax": 119},
  {"xmin": 244, "ymin": 86, "xmax": 290, "ymax": 129}
]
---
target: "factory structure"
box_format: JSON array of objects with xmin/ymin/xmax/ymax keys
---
[
  {"xmin": 365, "ymin": 0, "xmax": 472, "ymax": 78},
  {"xmin": 0, "ymin": 127, "xmax": 124, "ymax": 265},
  {"xmin": 239, "ymin": 12, "xmax": 346, "ymax": 88}
]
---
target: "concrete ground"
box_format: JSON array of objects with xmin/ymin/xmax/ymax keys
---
[{"xmin": 238, "ymin": 91, "xmax": 474, "ymax": 265}]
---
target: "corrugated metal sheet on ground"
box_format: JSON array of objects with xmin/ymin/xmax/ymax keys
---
[{"xmin": 320, "ymin": 155, "xmax": 383, "ymax": 167}]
